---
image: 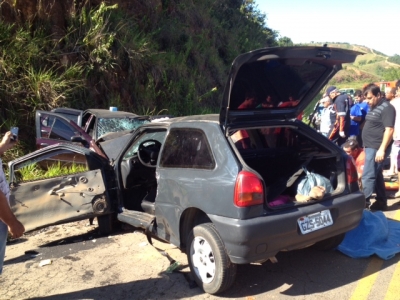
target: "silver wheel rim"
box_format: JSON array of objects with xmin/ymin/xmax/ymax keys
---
[{"xmin": 190, "ymin": 235, "xmax": 215, "ymax": 284}]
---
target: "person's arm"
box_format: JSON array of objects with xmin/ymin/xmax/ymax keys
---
[
  {"xmin": 0, "ymin": 131, "xmax": 14, "ymax": 155},
  {"xmin": 375, "ymin": 127, "xmax": 394, "ymax": 163},
  {"xmin": 0, "ymin": 191, "xmax": 25, "ymax": 238},
  {"xmin": 350, "ymin": 116, "xmax": 362, "ymax": 122}
]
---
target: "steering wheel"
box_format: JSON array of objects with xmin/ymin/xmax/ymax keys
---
[{"xmin": 137, "ymin": 139, "xmax": 162, "ymax": 168}]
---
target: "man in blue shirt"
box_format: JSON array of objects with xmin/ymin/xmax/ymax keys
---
[
  {"xmin": 349, "ymin": 100, "xmax": 363, "ymax": 138},
  {"xmin": 353, "ymin": 89, "xmax": 369, "ymax": 147}
]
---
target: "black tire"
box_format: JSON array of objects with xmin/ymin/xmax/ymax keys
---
[
  {"xmin": 186, "ymin": 223, "xmax": 237, "ymax": 294},
  {"xmin": 312, "ymin": 233, "xmax": 345, "ymax": 251},
  {"xmin": 97, "ymin": 214, "xmax": 113, "ymax": 235}
]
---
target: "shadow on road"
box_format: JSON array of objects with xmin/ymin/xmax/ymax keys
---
[{"xmin": 28, "ymin": 274, "xmax": 203, "ymax": 300}]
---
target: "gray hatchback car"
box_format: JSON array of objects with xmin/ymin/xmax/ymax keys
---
[{"xmin": 10, "ymin": 46, "xmax": 365, "ymax": 294}]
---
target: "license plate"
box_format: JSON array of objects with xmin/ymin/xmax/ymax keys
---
[{"xmin": 298, "ymin": 210, "xmax": 333, "ymax": 234}]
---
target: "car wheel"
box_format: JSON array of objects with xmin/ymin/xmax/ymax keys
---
[
  {"xmin": 97, "ymin": 214, "xmax": 113, "ymax": 235},
  {"xmin": 312, "ymin": 233, "xmax": 345, "ymax": 251},
  {"xmin": 186, "ymin": 223, "xmax": 237, "ymax": 294}
]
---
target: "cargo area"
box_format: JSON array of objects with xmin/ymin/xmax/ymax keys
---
[{"xmin": 231, "ymin": 126, "xmax": 342, "ymax": 206}]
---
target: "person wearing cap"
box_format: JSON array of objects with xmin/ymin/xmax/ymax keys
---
[
  {"xmin": 362, "ymin": 83, "xmax": 395, "ymax": 211},
  {"xmin": 327, "ymin": 86, "xmax": 351, "ymax": 146},
  {"xmin": 319, "ymin": 96, "xmax": 336, "ymax": 137}
]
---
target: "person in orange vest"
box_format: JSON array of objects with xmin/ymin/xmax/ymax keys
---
[{"xmin": 342, "ymin": 139, "xmax": 365, "ymax": 190}]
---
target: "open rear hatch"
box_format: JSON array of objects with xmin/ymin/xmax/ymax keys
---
[
  {"xmin": 221, "ymin": 46, "xmax": 362, "ymax": 209},
  {"xmin": 219, "ymin": 46, "xmax": 362, "ymax": 128}
]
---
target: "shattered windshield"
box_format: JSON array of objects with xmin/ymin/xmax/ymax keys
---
[{"xmin": 97, "ymin": 117, "xmax": 149, "ymax": 138}]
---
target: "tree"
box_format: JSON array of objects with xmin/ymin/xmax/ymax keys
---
[
  {"xmin": 388, "ymin": 55, "xmax": 400, "ymax": 65},
  {"xmin": 278, "ymin": 36, "xmax": 293, "ymax": 47},
  {"xmin": 381, "ymin": 67, "xmax": 400, "ymax": 81}
]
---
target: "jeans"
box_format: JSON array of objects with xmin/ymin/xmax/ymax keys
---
[
  {"xmin": 0, "ymin": 220, "xmax": 7, "ymax": 274},
  {"xmin": 362, "ymin": 147, "xmax": 388, "ymax": 204}
]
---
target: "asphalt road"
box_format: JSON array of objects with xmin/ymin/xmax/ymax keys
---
[{"xmin": 2, "ymin": 199, "xmax": 400, "ymax": 299}]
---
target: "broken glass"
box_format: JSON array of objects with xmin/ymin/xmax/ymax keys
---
[{"xmin": 97, "ymin": 117, "xmax": 149, "ymax": 138}]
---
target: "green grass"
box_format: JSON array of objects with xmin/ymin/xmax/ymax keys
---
[{"xmin": 17, "ymin": 162, "xmax": 88, "ymax": 182}]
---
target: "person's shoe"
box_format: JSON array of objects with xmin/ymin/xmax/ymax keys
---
[
  {"xmin": 369, "ymin": 201, "xmax": 388, "ymax": 211},
  {"xmin": 365, "ymin": 202, "xmax": 371, "ymax": 209}
]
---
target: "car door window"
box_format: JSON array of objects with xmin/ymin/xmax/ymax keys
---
[
  {"xmin": 12, "ymin": 149, "xmax": 89, "ymax": 183},
  {"xmin": 51, "ymin": 108, "xmax": 83, "ymax": 125},
  {"xmin": 160, "ymin": 128, "xmax": 215, "ymax": 169},
  {"xmin": 49, "ymin": 118, "xmax": 79, "ymax": 140},
  {"xmin": 39, "ymin": 114, "xmax": 80, "ymax": 141}
]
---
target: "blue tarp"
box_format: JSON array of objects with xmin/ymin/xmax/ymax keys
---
[{"xmin": 337, "ymin": 210, "xmax": 400, "ymax": 260}]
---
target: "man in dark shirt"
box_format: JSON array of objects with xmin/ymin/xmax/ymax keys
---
[
  {"xmin": 327, "ymin": 86, "xmax": 351, "ymax": 146},
  {"xmin": 362, "ymin": 83, "xmax": 395, "ymax": 210}
]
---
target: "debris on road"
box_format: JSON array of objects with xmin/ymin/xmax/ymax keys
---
[{"xmin": 39, "ymin": 259, "xmax": 52, "ymax": 267}]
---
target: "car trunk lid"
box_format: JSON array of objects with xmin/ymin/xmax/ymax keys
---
[{"xmin": 219, "ymin": 46, "xmax": 362, "ymax": 129}]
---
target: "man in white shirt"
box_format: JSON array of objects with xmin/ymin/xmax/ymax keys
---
[{"xmin": 319, "ymin": 96, "xmax": 336, "ymax": 137}]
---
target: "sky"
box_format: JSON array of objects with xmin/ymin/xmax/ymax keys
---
[{"xmin": 255, "ymin": 0, "xmax": 399, "ymax": 56}]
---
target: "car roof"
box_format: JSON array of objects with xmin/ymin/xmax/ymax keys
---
[
  {"xmin": 160, "ymin": 114, "xmax": 219, "ymax": 124},
  {"xmin": 84, "ymin": 109, "xmax": 143, "ymax": 118}
]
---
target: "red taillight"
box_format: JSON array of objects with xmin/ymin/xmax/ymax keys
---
[
  {"xmin": 346, "ymin": 156, "xmax": 358, "ymax": 184},
  {"xmin": 234, "ymin": 171, "xmax": 264, "ymax": 207}
]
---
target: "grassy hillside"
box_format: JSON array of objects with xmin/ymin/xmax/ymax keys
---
[
  {"xmin": 299, "ymin": 42, "xmax": 400, "ymax": 118},
  {"xmin": 1, "ymin": 1, "xmax": 399, "ymax": 159},
  {"xmin": 299, "ymin": 42, "xmax": 400, "ymax": 88},
  {"xmin": 0, "ymin": 0, "xmax": 277, "ymax": 159}
]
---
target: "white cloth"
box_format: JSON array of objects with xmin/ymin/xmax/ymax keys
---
[{"xmin": 319, "ymin": 105, "xmax": 336, "ymax": 135}]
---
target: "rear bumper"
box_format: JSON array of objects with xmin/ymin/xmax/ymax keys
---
[{"xmin": 208, "ymin": 191, "xmax": 365, "ymax": 264}]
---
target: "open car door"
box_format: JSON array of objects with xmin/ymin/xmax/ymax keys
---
[
  {"xmin": 35, "ymin": 111, "xmax": 92, "ymax": 149},
  {"xmin": 8, "ymin": 144, "xmax": 112, "ymax": 232}
]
